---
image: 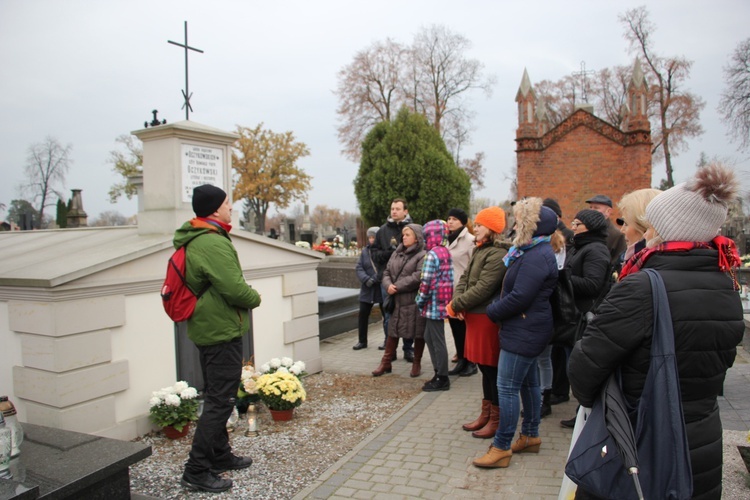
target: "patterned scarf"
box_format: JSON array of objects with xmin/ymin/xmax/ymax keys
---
[
  {"xmin": 618, "ymin": 235, "xmax": 741, "ymax": 289},
  {"xmin": 503, "ymin": 235, "xmax": 551, "ymax": 267}
]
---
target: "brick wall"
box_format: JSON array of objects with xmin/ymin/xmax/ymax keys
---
[{"xmin": 516, "ymin": 108, "xmax": 651, "ymax": 222}]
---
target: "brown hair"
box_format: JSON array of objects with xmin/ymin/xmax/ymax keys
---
[{"xmin": 391, "ymin": 198, "xmax": 408, "ymax": 210}]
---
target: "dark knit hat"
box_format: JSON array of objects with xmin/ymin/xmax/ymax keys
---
[
  {"xmin": 447, "ymin": 208, "xmax": 469, "ymax": 226},
  {"xmin": 192, "ymin": 184, "xmax": 227, "ymax": 217},
  {"xmin": 574, "ymin": 209, "xmax": 607, "ymax": 232},
  {"xmin": 542, "ymin": 198, "xmax": 562, "ymax": 218},
  {"xmin": 474, "ymin": 206, "xmax": 506, "ymax": 234}
]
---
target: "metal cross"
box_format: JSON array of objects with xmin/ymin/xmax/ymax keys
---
[
  {"xmin": 572, "ymin": 60, "xmax": 595, "ymax": 102},
  {"xmin": 168, "ymin": 21, "xmax": 204, "ymax": 120}
]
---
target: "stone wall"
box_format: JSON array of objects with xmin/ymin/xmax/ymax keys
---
[{"xmin": 317, "ymin": 256, "xmax": 360, "ymax": 289}]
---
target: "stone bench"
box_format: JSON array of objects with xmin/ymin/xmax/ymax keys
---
[{"xmin": 0, "ymin": 423, "xmax": 151, "ymax": 500}]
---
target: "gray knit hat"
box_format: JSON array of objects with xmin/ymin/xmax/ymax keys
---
[
  {"xmin": 367, "ymin": 226, "xmax": 379, "ymax": 237},
  {"xmin": 646, "ymin": 164, "xmax": 738, "ymax": 243}
]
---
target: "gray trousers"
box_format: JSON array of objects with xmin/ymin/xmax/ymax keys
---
[{"xmin": 424, "ymin": 318, "xmax": 449, "ymax": 376}]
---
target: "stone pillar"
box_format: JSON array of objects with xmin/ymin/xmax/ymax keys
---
[
  {"xmin": 66, "ymin": 189, "xmax": 88, "ymax": 228},
  {"xmin": 131, "ymin": 121, "xmax": 238, "ymax": 235}
]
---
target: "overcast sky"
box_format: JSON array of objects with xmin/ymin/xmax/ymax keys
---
[{"xmin": 1, "ymin": 0, "xmax": 748, "ymax": 222}]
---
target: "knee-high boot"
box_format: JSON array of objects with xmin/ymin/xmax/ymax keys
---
[
  {"xmin": 472, "ymin": 404, "xmax": 500, "ymax": 439},
  {"xmin": 410, "ymin": 338, "xmax": 425, "ymax": 378},
  {"xmin": 463, "ymin": 400, "xmax": 491, "ymax": 431},
  {"xmin": 372, "ymin": 337, "xmax": 399, "ymax": 376}
]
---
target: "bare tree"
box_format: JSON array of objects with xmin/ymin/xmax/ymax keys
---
[
  {"xmin": 335, "ymin": 39, "xmax": 408, "ymax": 162},
  {"xmin": 89, "ymin": 210, "xmax": 130, "ymax": 227},
  {"xmin": 589, "ymin": 65, "xmax": 632, "ymax": 127},
  {"xmin": 460, "ymin": 152, "xmax": 486, "ymax": 190},
  {"xmin": 22, "ymin": 136, "xmax": 72, "ymax": 228},
  {"xmin": 334, "ymin": 25, "xmax": 495, "ymax": 166},
  {"xmin": 533, "ymin": 75, "xmax": 579, "ymax": 127},
  {"xmin": 620, "ymin": 6, "xmax": 705, "ymax": 187},
  {"xmin": 719, "ymin": 37, "xmax": 750, "ymax": 151},
  {"xmin": 409, "ymin": 25, "xmax": 495, "ymax": 150}
]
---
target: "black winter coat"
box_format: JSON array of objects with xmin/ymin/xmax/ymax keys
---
[
  {"xmin": 569, "ymin": 249, "xmax": 744, "ymax": 500},
  {"xmin": 355, "ymin": 245, "xmax": 382, "ymax": 304},
  {"xmin": 566, "ymin": 230, "xmax": 610, "ymax": 314}
]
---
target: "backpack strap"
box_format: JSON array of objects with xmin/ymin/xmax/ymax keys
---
[{"xmin": 182, "ymin": 233, "xmax": 213, "ymax": 297}]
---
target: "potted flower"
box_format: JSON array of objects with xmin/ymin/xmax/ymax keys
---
[
  {"xmin": 258, "ymin": 357, "xmax": 307, "ymax": 377},
  {"xmin": 256, "ymin": 372, "xmax": 306, "ymax": 421},
  {"xmin": 148, "ymin": 381, "xmax": 199, "ymax": 438},
  {"xmin": 236, "ymin": 361, "xmax": 261, "ymax": 413}
]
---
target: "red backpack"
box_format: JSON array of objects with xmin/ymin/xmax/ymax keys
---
[{"xmin": 161, "ymin": 237, "xmax": 210, "ymax": 322}]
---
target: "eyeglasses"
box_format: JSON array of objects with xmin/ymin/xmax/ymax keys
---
[{"xmin": 571, "ymin": 221, "xmax": 583, "ymax": 228}]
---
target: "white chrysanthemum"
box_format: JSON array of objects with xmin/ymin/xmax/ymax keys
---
[
  {"xmin": 173, "ymin": 381, "xmax": 189, "ymax": 393},
  {"xmin": 165, "ymin": 394, "xmax": 181, "ymax": 407},
  {"xmin": 280, "ymin": 357, "xmax": 293, "ymax": 367},
  {"xmin": 260, "ymin": 363, "xmax": 270, "ymax": 373},
  {"xmin": 269, "ymin": 358, "xmax": 281, "ymax": 368},
  {"xmin": 243, "ymin": 378, "xmax": 257, "ymax": 393},
  {"xmin": 148, "ymin": 397, "xmax": 162, "ymax": 408},
  {"xmin": 180, "ymin": 387, "xmax": 198, "ymax": 399},
  {"xmin": 293, "ymin": 361, "xmax": 306, "ymax": 372},
  {"xmin": 289, "ymin": 365, "xmax": 301, "ymax": 375},
  {"xmin": 276, "ymin": 366, "xmax": 289, "ymax": 374}
]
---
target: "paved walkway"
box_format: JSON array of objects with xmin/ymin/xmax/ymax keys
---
[{"xmin": 294, "ymin": 322, "xmax": 750, "ymax": 499}]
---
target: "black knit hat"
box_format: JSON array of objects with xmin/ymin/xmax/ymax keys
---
[
  {"xmin": 447, "ymin": 208, "xmax": 468, "ymax": 226},
  {"xmin": 542, "ymin": 198, "xmax": 562, "ymax": 218},
  {"xmin": 574, "ymin": 209, "xmax": 607, "ymax": 232},
  {"xmin": 192, "ymin": 184, "xmax": 227, "ymax": 217}
]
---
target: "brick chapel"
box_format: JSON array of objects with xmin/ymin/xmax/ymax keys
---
[{"xmin": 514, "ymin": 60, "xmax": 652, "ymax": 222}]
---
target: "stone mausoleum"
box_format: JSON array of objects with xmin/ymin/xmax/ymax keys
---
[{"xmin": 0, "ymin": 120, "xmax": 323, "ymax": 441}]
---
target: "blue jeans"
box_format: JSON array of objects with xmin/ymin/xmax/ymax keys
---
[
  {"xmin": 493, "ymin": 350, "xmax": 541, "ymax": 450},
  {"xmin": 538, "ymin": 344, "xmax": 553, "ymax": 391}
]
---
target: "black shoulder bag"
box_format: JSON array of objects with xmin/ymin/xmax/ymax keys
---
[{"xmin": 565, "ymin": 269, "xmax": 693, "ymax": 499}]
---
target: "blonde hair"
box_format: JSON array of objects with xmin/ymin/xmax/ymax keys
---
[
  {"xmin": 618, "ymin": 188, "xmax": 662, "ymax": 236},
  {"xmin": 550, "ymin": 230, "xmax": 566, "ymax": 253}
]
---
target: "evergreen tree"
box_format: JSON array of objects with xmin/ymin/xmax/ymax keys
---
[
  {"xmin": 354, "ymin": 107, "xmax": 471, "ymax": 226},
  {"xmin": 56, "ymin": 198, "xmax": 68, "ymax": 228}
]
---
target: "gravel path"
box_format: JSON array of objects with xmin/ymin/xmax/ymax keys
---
[{"xmin": 129, "ymin": 372, "xmax": 422, "ymax": 499}]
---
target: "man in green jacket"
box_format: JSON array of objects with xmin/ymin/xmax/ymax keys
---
[{"xmin": 179, "ymin": 184, "xmax": 262, "ymax": 493}]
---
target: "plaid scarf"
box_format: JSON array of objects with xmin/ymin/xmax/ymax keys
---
[
  {"xmin": 503, "ymin": 235, "xmax": 551, "ymax": 267},
  {"xmin": 618, "ymin": 235, "xmax": 741, "ymax": 289}
]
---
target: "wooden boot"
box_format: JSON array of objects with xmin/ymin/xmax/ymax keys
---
[
  {"xmin": 472, "ymin": 445, "xmax": 512, "ymax": 468},
  {"xmin": 462, "ymin": 400, "xmax": 491, "ymax": 431},
  {"xmin": 511, "ymin": 434, "xmax": 541, "ymax": 453},
  {"xmin": 372, "ymin": 337, "xmax": 398, "ymax": 376},
  {"xmin": 472, "ymin": 404, "xmax": 499, "ymax": 439}
]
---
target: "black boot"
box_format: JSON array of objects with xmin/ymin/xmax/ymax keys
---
[
  {"xmin": 422, "ymin": 376, "xmax": 450, "ymax": 392},
  {"xmin": 540, "ymin": 389, "xmax": 552, "ymax": 418},
  {"xmin": 459, "ymin": 362, "xmax": 478, "ymax": 377},
  {"xmin": 448, "ymin": 358, "xmax": 467, "ymax": 375}
]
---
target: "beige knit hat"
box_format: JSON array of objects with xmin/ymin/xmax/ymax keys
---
[{"xmin": 646, "ymin": 164, "xmax": 738, "ymax": 243}]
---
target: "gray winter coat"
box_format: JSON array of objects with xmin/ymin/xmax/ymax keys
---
[{"xmin": 382, "ymin": 224, "xmax": 426, "ymax": 340}]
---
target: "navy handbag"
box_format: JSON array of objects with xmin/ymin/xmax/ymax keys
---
[{"xmin": 565, "ymin": 269, "xmax": 693, "ymax": 500}]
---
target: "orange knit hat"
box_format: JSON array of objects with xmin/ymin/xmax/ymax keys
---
[{"xmin": 474, "ymin": 206, "xmax": 506, "ymax": 234}]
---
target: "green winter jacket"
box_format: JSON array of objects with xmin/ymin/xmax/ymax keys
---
[
  {"xmin": 451, "ymin": 239, "xmax": 510, "ymax": 314},
  {"xmin": 173, "ymin": 218, "xmax": 261, "ymax": 346}
]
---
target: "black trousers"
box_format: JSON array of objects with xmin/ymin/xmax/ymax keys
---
[
  {"xmin": 478, "ymin": 363, "xmax": 499, "ymax": 405},
  {"xmin": 358, "ymin": 301, "xmax": 381, "ymax": 344},
  {"xmin": 448, "ymin": 317, "xmax": 466, "ymax": 358},
  {"xmin": 551, "ymin": 344, "xmax": 570, "ymax": 397},
  {"xmin": 185, "ymin": 337, "xmax": 242, "ymax": 473}
]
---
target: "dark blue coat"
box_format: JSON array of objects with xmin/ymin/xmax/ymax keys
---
[
  {"xmin": 486, "ymin": 242, "xmax": 558, "ymax": 358},
  {"xmin": 356, "ymin": 245, "xmax": 382, "ymax": 304}
]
